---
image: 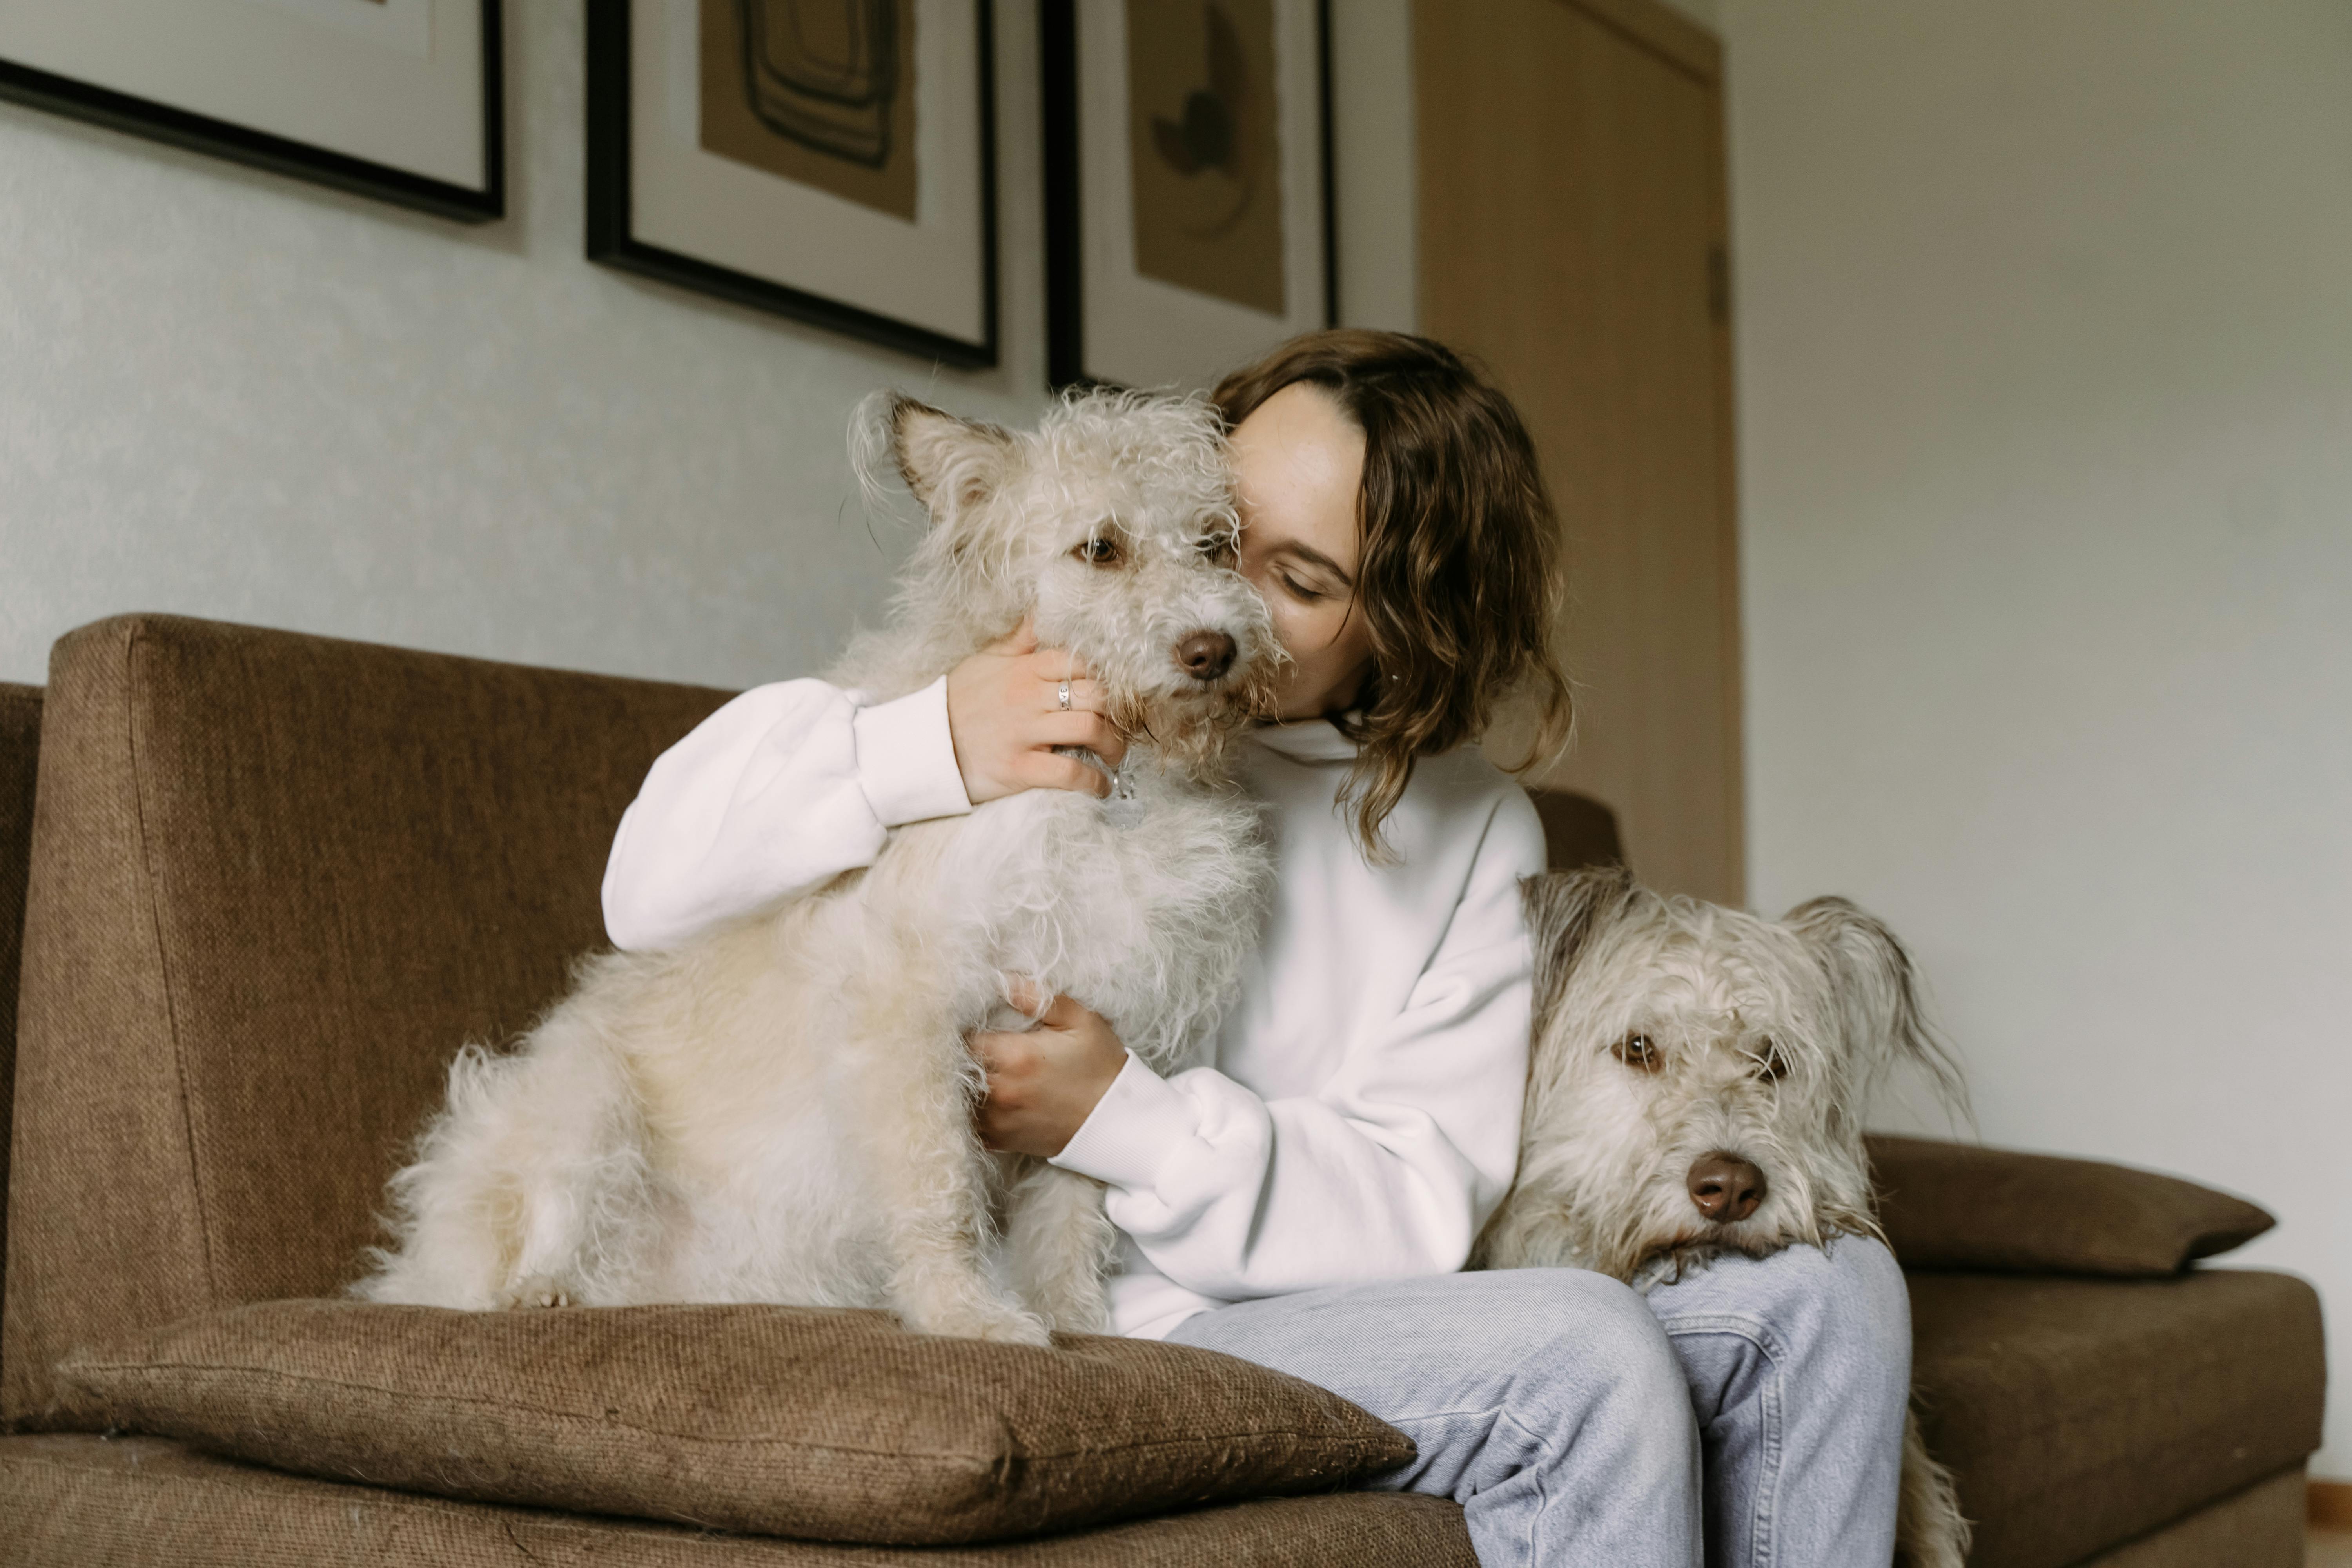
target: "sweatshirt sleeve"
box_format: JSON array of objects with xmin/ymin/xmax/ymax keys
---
[
  {"xmin": 1049, "ymin": 788, "xmax": 1543, "ymax": 1299},
  {"xmin": 601, "ymin": 675, "xmax": 971, "ymax": 952}
]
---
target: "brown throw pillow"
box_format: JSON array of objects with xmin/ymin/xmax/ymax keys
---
[
  {"xmin": 57, "ymin": 1300, "xmax": 1414, "ymax": 1545},
  {"xmin": 1867, "ymin": 1134, "xmax": 2275, "ymax": 1276}
]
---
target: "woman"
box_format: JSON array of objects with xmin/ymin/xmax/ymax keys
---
[{"xmin": 601, "ymin": 332, "xmax": 1910, "ymax": 1567}]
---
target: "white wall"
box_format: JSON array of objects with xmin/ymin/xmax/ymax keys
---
[
  {"xmin": 1726, "ymin": 0, "xmax": 2352, "ymax": 1476},
  {"xmin": 0, "ymin": 3, "xmax": 1416, "ymax": 693},
  {"xmin": 1328, "ymin": 0, "xmax": 1416, "ymax": 333},
  {"xmin": 0, "ymin": 3, "xmax": 1056, "ymax": 691}
]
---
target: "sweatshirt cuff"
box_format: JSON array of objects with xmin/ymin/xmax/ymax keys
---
[
  {"xmin": 1051, "ymin": 1052, "xmax": 1198, "ymax": 1192},
  {"xmin": 851, "ymin": 677, "xmax": 972, "ymax": 828}
]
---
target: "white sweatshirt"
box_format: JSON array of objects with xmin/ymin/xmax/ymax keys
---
[{"xmin": 601, "ymin": 677, "xmax": 1543, "ymax": 1339}]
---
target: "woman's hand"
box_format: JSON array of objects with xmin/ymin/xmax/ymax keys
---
[
  {"xmin": 971, "ymin": 979, "xmax": 1128, "ymax": 1158},
  {"xmin": 946, "ymin": 619, "xmax": 1127, "ymax": 804}
]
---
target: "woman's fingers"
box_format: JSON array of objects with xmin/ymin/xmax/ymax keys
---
[
  {"xmin": 1020, "ymin": 750, "xmax": 1112, "ymax": 799},
  {"xmin": 999, "ymin": 980, "xmax": 1087, "ymax": 1031},
  {"xmin": 1036, "ymin": 711, "xmax": 1129, "ymax": 764},
  {"xmin": 1035, "ymin": 674, "xmax": 1110, "ymax": 715},
  {"xmin": 1002, "ymin": 975, "xmax": 1051, "ymax": 1018},
  {"xmin": 971, "ymin": 1026, "xmax": 1040, "ymax": 1071},
  {"xmin": 1024, "ymin": 648, "xmax": 1094, "ymax": 685},
  {"xmin": 943, "ymin": 624, "xmax": 1125, "ymax": 805},
  {"xmin": 1031, "ymin": 992, "xmax": 1090, "ymax": 1030},
  {"xmin": 971, "ymin": 983, "xmax": 1123, "ymax": 1158}
]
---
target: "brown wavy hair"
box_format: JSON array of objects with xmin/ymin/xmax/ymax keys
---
[{"xmin": 1212, "ymin": 329, "xmax": 1572, "ymax": 858}]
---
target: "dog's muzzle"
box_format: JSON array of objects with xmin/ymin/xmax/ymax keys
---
[
  {"xmin": 1175, "ymin": 630, "xmax": 1237, "ymax": 682},
  {"xmin": 1687, "ymin": 1152, "xmax": 1766, "ymax": 1224}
]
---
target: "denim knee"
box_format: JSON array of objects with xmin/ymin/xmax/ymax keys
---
[
  {"xmin": 1833, "ymin": 1236, "xmax": 1914, "ymax": 1402},
  {"xmin": 1650, "ymin": 1236, "xmax": 1912, "ymax": 1407},
  {"xmin": 1795, "ymin": 1235, "xmax": 1911, "ymax": 1391},
  {"xmin": 1505, "ymin": 1270, "xmax": 1694, "ymax": 1450}
]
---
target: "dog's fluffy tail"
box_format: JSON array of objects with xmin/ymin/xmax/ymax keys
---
[{"xmin": 1896, "ymin": 1404, "xmax": 1971, "ymax": 1568}]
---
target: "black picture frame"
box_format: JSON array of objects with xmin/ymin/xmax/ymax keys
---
[
  {"xmin": 586, "ymin": 0, "xmax": 1000, "ymax": 370},
  {"xmin": 0, "ymin": 4, "xmax": 504, "ymax": 226},
  {"xmin": 1039, "ymin": 0, "xmax": 1085, "ymax": 386},
  {"xmin": 1040, "ymin": 0, "xmax": 1335, "ymax": 390}
]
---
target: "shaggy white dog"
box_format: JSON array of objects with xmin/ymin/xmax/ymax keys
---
[
  {"xmin": 1475, "ymin": 864, "xmax": 1973, "ymax": 1568},
  {"xmin": 357, "ymin": 389, "xmax": 1278, "ymax": 1345}
]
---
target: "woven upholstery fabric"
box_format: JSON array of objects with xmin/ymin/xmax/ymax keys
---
[
  {"xmin": 1907, "ymin": 1269, "xmax": 2323, "ymax": 1568},
  {"xmin": 1867, "ymin": 1135, "xmax": 2275, "ymax": 1277},
  {"xmin": 58, "ymin": 1299, "xmax": 1414, "ymax": 1545},
  {"xmin": 0, "ymin": 682, "xmax": 41, "ymax": 1352},
  {"xmin": 0, "ymin": 1433, "xmax": 1479, "ymax": 1568},
  {"xmin": 2, "ymin": 616, "xmax": 731, "ymax": 1425},
  {"xmin": 2075, "ymin": 1468, "xmax": 2305, "ymax": 1568}
]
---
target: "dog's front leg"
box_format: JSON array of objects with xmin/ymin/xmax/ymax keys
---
[
  {"xmin": 1002, "ymin": 1160, "xmax": 1115, "ymax": 1335},
  {"xmin": 850, "ymin": 981, "xmax": 1050, "ymax": 1346}
]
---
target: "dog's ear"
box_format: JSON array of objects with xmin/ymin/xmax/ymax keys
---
[
  {"xmin": 1784, "ymin": 897, "xmax": 1971, "ymax": 1120},
  {"xmin": 1523, "ymin": 865, "xmax": 1637, "ymax": 1028},
  {"xmin": 876, "ymin": 395, "xmax": 1014, "ymax": 519}
]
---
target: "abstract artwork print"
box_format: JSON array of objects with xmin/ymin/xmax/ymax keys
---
[
  {"xmin": 1125, "ymin": 0, "xmax": 1283, "ymax": 316},
  {"xmin": 698, "ymin": 0, "xmax": 917, "ymax": 220}
]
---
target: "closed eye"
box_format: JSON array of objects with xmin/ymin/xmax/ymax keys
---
[{"xmin": 1276, "ymin": 572, "xmax": 1326, "ymax": 603}]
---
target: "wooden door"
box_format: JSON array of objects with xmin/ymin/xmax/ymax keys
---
[{"xmin": 1418, "ymin": 0, "xmax": 1740, "ymax": 904}]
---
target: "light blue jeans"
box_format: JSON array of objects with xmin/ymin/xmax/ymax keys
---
[{"xmin": 1165, "ymin": 1237, "xmax": 1910, "ymax": 1568}]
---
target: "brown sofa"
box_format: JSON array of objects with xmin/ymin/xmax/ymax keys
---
[{"xmin": 0, "ymin": 615, "xmax": 2325, "ymax": 1565}]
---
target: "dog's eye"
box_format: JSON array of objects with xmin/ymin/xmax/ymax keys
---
[
  {"xmin": 1756, "ymin": 1040, "xmax": 1791, "ymax": 1082},
  {"xmin": 1074, "ymin": 537, "xmax": 1123, "ymax": 567},
  {"xmin": 1196, "ymin": 534, "xmax": 1238, "ymax": 566},
  {"xmin": 1612, "ymin": 1034, "xmax": 1661, "ymax": 1072}
]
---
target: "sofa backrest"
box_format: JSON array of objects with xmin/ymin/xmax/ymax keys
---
[
  {"xmin": 3, "ymin": 617, "xmax": 729, "ymax": 1425},
  {"xmin": 1528, "ymin": 788, "xmax": 1622, "ymax": 875},
  {"xmin": 0, "ymin": 683, "xmax": 42, "ymax": 1383},
  {"xmin": 0, "ymin": 615, "xmax": 1631, "ymax": 1426}
]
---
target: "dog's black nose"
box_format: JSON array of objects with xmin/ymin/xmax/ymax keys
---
[
  {"xmin": 1687, "ymin": 1154, "xmax": 1766, "ymax": 1224},
  {"xmin": 1176, "ymin": 630, "xmax": 1236, "ymax": 681}
]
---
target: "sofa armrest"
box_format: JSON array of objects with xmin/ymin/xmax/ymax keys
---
[{"xmin": 1866, "ymin": 1134, "xmax": 2274, "ymax": 1276}]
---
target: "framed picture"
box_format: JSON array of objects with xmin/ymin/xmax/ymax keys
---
[
  {"xmin": 1041, "ymin": 0, "xmax": 1333, "ymax": 390},
  {"xmin": 0, "ymin": 0, "xmax": 503, "ymax": 224},
  {"xmin": 588, "ymin": 0, "xmax": 999, "ymax": 369}
]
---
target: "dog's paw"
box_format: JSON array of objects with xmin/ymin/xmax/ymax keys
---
[
  {"xmin": 1024, "ymin": 1284, "xmax": 1110, "ymax": 1337},
  {"xmin": 1031, "ymin": 1302, "xmax": 1109, "ymax": 1337},
  {"xmin": 973, "ymin": 1310, "xmax": 1054, "ymax": 1347},
  {"xmin": 496, "ymin": 1275, "xmax": 575, "ymax": 1310},
  {"xmin": 907, "ymin": 1300, "xmax": 1054, "ymax": 1347}
]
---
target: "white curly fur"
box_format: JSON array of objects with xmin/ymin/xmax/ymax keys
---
[
  {"xmin": 356, "ymin": 388, "xmax": 1278, "ymax": 1345},
  {"xmin": 1476, "ymin": 866, "xmax": 1974, "ymax": 1568}
]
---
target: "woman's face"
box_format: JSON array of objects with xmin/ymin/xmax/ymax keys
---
[{"xmin": 1230, "ymin": 382, "xmax": 1376, "ymax": 722}]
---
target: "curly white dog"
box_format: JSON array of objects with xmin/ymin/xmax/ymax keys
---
[
  {"xmin": 1476, "ymin": 864, "xmax": 1974, "ymax": 1568},
  {"xmin": 358, "ymin": 389, "xmax": 1278, "ymax": 1345}
]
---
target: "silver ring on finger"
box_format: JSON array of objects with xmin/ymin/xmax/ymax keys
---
[{"xmin": 1057, "ymin": 679, "xmax": 1072, "ymax": 711}]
